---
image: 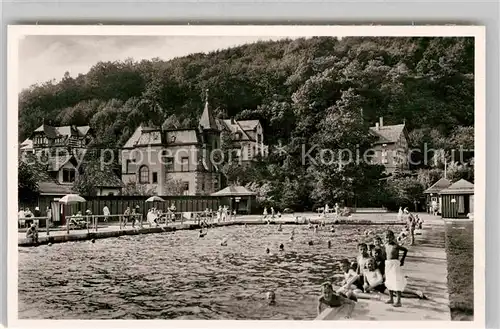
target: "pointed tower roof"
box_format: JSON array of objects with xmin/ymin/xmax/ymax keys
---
[{"xmin": 199, "ymin": 88, "xmax": 219, "ymax": 131}]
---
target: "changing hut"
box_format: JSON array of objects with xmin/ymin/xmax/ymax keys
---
[
  {"xmin": 423, "ymin": 178, "xmax": 452, "ymax": 215},
  {"xmin": 211, "ymin": 185, "xmax": 257, "ymax": 214},
  {"xmin": 439, "ymin": 179, "xmax": 474, "ymax": 219}
]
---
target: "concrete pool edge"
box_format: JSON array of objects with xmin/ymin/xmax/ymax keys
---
[
  {"xmin": 18, "ymin": 219, "xmax": 406, "ymax": 247},
  {"xmin": 314, "ymin": 215, "xmax": 451, "ymax": 321}
]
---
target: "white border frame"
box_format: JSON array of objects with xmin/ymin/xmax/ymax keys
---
[{"xmin": 7, "ymin": 25, "xmax": 486, "ymax": 329}]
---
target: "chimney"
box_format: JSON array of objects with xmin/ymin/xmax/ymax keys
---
[
  {"xmin": 375, "ymin": 122, "xmax": 380, "ymax": 130},
  {"xmin": 379, "ymin": 117, "xmax": 384, "ymax": 127}
]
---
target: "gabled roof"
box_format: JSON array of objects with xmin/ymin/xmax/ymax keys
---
[
  {"xmin": 20, "ymin": 139, "xmax": 33, "ymax": 150},
  {"xmin": 424, "ymin": 178, "xmax": 452, "ymax": 194},
  {"xmin": 123, "ymin": 126, "xmax": 143, "ymax": 148},
  {"xmin": 439, "ymin": 179, "xmax": 474, "ymax": 195},
  {"xmin": 221, "ymin": 119, "xmax": 253, "ymax": 141},
  {"xmin": 211, "ymin": 185, "xmax": 257, "ymax": 197},
  {"xmin": 47, "ymin": 155, "xmax": 77, "ymax": 172},
  {"xmin": 77, "ymin": 126, "xmax": 91, "ymax": 136},
  {"xmin": 238, "ymin": 120, "xmax": 260, "ymax": 131},
  {"xmin": 34, "ymin": 124, "xmax": 58, "ymax": 138},
  {"xmin": 369, "ymin": 124, "xmax": 406, "ymax": 145},
  {"xmin": 34, "ymin": 124, "xmax": 91, "ymax": 138}
]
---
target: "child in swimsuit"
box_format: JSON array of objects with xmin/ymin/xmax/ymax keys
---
[{"xmin": 317, "ymin": 282, "xmax": 356, "ymax": 318}]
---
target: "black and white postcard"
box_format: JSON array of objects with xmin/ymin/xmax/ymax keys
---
[{"xmin": 7, "ymin": 25, "xmax": 485, "ymax": 328}]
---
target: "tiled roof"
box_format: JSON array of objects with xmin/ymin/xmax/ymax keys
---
[
  {"xmin": 238, "ymin": 120, "xmax": 260, "ymax": 131},
  {"xmin": 165, "ymin": 130, "xmax": 200, "ymax": 145},
  {"xmin": 369, "ymin": 124, "xmax": 405, "ymax": 145},
  {"xmin": 38, "ymin": 181, "xmax": 75, "ymax": 195},
  {"xmin": 136, "ymin": 129, "xmax": 162, "ymax": 145},
  {"xmin": 424, "ymin": 178, "xmax": 452, "ymax": 194},
  {"xmin": 439, "ymin": 179, "xmax": 474, "ymax": 195},
  {"xmin": 47, "ymin": 155, "xmax": 75, "ymax": 172}
]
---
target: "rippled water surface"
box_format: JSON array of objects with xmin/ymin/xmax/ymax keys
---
[{"xmin": 19, "ymin": 224, "xmax": 398, "ymax": 320}]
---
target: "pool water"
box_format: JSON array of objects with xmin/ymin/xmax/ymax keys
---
[{"xmin": 18, "ymin": 224, "xmax": 399, "ymax": 320}]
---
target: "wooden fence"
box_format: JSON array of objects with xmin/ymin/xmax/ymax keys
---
[{"xmin": 21, "ymin": 195, "xmax": 224, "ymax": 220}]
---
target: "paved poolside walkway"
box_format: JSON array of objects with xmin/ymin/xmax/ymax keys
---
[{"xmin": 317, "ymin": 214, "xmax": 451, "ymax": 321}]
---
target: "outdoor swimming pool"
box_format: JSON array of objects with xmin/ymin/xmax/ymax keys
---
[{"xmin": 18, "ymin": 224, "xmax": 400, "ymax": 320}]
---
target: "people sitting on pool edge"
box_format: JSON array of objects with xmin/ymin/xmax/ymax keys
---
[
  {"xmin": 26, "ymin": 223, "xmax": 38, "ymax": 244},
  {"xmin": 318, "ymin": 229, "xmax": 426, "ymax": 311}
]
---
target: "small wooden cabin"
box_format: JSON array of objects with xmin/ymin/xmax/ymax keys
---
[
  {"xmin": 211, "ymin": 185, "xmax": 257, "ymax": 214},
  {"xmin": 423, "ymin": 178, "xmax": 452, "ymax": 214},
  {"xmin": 439, "ymin": 179, "xmax": 474, "ymax": 219}
]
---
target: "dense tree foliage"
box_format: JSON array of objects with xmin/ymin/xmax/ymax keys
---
[{"xmin": 19, "ymin": 37, "xmax": 474, "ymax": 209}]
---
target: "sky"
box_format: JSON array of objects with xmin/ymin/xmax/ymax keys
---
[{"xmin": 18, "ymin": 35, "xmax": 291, "ymax": 92}]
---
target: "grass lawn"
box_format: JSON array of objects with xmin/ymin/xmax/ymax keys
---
[{"xmin": 444, "ymin": 220, "xmax": 474, "ymax": 321}]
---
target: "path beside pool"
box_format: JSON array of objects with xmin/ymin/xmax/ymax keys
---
[
  {"xmin": 316, "ymin": 214, "xmax": 451, "ymax": 321},
  {"xmin": 18, "ymin": 212, "xmax": 405, "ymax": 246}
]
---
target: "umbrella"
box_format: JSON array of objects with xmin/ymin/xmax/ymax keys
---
[
  {"xmin": 145, "ymin": 196, "xmax": 166, "ymax": 203},
  {"xmin": 58, "ymin": 194, "xmax": 86, "ymax": 205}
]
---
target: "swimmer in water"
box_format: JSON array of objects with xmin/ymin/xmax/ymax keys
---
[
  {"xmin": 277, "ymin": 224, "xmax": 283, "ymax": 232},
  {"xmin": 267, "ymin": 291, "xmax": 276, "ymax": 305},
  {"xmin": 220, "ymin": 237, "xmax": 228, "ymax": 246},
  {"xmin": 91, "ymin": 239, "xmax": 95, "ymax": 243},
  {"xmin": 279, "ymin": 243, "xmax": 284, "ymax": 251},
  {"xmin": 308, "ymin": 241, "xmax": 314, "ymax": 246},
  {"xmin": 328, "ymin": 241, "xmax": 332, "ymax": 248},
  {"xmin": 199, "ymin": 229, "xmax": 207, "ymax": 238},
  {"xmin": 266, "ymin": 248, "xmax": 270, "ymax": 254}
]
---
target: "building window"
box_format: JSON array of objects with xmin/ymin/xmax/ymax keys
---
[
  {"xmin": 139, "ymin": 165, "xmax": 149, "ymax": 183},
  {"xmin": 182, "ymin": 182, "xmax": 189, "ymax": 196},
  {"xmin": 213, "ymin": 176, "xmax": 219, "ymax": 190},
  {"xmin": 62, "ymin": 168, "xmax": 76, "ymax": 183},
  {"xmin": 181, "ymin": 157, "xmax": 189, "ymax": 172},
  {"xmin": 152, "ymin": 172, "xmax": 158, "ymax": 184},
  {"xmin": 165, "ymin": 157, "xmax": 174, "ymax": 172}
]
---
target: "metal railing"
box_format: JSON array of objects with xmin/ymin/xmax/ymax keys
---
[
  {"xmin": 20, "ymin": 210, "xmax": 235, "ymax": 237},
  {"xmin": 18, "ymin": 216, "xmax": 50, "ymax": 235}
]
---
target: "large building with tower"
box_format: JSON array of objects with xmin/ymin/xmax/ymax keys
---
[{"xmin": 121, "ymin": 95, "xmax": 268, "ymax": 196}]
